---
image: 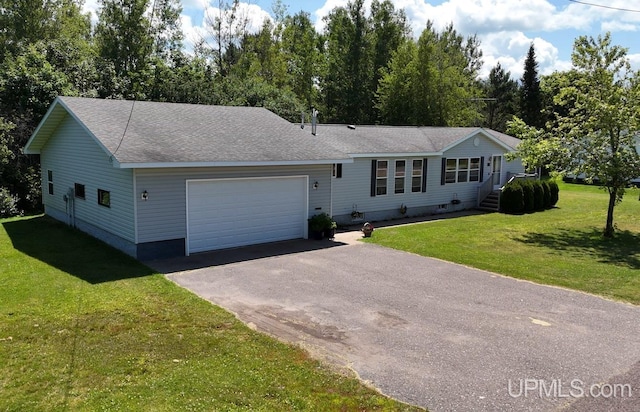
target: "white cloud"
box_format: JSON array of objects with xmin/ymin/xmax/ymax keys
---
[
  {"xmin": 601, "ymin": 21, "xmax": 638, "ymax": 32},
  {"xmin": 182, "ymin": 0, "xmax": 209, "ymax": 10},
  {"xmin": 82, "ymin": 0, "xmax": 100, "ymax": 23}
]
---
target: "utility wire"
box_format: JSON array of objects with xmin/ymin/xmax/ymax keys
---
[
  {"xmin": 113, "ymin": 0, "xmax": 159, "ymax": 158},
  {"xmin": 569, "ymin": 0, "xmax": 640, "ymax": 13},
  {"xmin": 112, "ymin": 100, "xmax": 135, "ymax": 156}
]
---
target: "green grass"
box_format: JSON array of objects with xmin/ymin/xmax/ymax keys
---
[
  {"xmin": 0, "ymin": 216, "xmax": 420, "ymax": 411},
  {"xmin": 366, "ymin": 182, "xmax": 640, "ymax": 305}
]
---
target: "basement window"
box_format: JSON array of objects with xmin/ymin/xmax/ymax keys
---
[
  {"xmin": 74, "ymin": 183, "xmax": 85, "ymax": 199},
  {"xmin": 97, "ymin": 189, "xmax": 110, "ymax": 208}
]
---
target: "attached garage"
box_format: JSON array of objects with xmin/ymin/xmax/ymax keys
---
[{"xmin": 186, "ymin": 176, "xmax": 309, "ymax": 254}]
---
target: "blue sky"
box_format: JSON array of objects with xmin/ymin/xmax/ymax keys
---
[{"xmin": 86, "ymin": 0, "xmax": 640, "ymax": 79}]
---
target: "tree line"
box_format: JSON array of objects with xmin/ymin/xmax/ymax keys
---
[{"xmin": 0, "ymin": 0, "xmax": 637, "ymax": 236}]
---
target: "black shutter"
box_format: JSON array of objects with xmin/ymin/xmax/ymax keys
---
[
  {"xmin": 421, "ymin": 158, "xmax": 428, "ymax": 192},
  {"xmin": 479, "ymin": 156, "xmax": 484, "ymax": 182},
  {"xmin": 336, "ymin": 163, "xmax": 343, "ymax": 178},
  {"xmin": 441, "ymin": 158, "xmax": 446, "ymax": 185},
  {"xmin": 370, "ymin": 160, "xmax": 377, "ymax": 197}
]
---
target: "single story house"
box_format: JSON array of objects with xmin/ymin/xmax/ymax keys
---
[
  {"xmin": 24, "ymin": 97, "xmax": 523, "ymax": 259},
  {"xmin": 316, "ymin": 124, "xmax": 523, "ymax": 224}
]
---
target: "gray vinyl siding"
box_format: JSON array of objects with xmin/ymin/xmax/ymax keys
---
[
  {"xmin": 40, "ymin": 114, "xmax": 135, "ymax": 243},
  {"xmin": 331, "ymin": 133, "xmax": 524, "ymax": 222},
  {"xmin": 332, "ymin": 157, "xmax": 435, "ymax": 219},
  {"xmin": 135, "ymin": 165, "xmax": 331, "ymax": 243},
  {"xmin": 443, "ymin": 135, "xmax": 523, "ymax": 187}
]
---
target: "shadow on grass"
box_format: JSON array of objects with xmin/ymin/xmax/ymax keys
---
[
  {"xmin": 515, "ymin": 227, "xmax": 640, "ymax": 269},
  {"xmin": 2, "ymin": 216, "xmax": 155, "ymax": 284}
]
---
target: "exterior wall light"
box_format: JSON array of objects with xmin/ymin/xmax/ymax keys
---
[
  {"xmin": 141, "ymin": 190, "xmax": 149, "ymax": 201},
  {"xmin": 313, "ymin": 181, "xmax": 319, "ymax": 190}
]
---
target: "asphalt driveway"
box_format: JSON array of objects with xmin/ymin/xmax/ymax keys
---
[{"xmin": 152, "ymin": 234, "xmax": 640, "ymax": 411}]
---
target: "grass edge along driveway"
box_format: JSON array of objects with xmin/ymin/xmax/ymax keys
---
[
  {"xmin": 0, "ymin": 216, "xmax": 422, "ymax": 411},
  {"xmin": 366, "ymin": 181, "xmax": 640, "ymax": 306}
]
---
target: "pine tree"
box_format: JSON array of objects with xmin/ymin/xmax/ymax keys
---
[
  {"xmin": 483, "ymin": 62, "xmax": 518, "ymax": 132},
  {"xmin": 520, "ymin": 43, "xmax": 543, "ymax": 128}
]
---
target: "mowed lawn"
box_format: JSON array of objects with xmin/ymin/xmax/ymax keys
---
[
  {"xmin": 0, "ymin": 217, "xmax": 420, "ymax": 411},
  {"xmin": 366, "ymin": 182, "xmax": 640, "ymax": 305}
]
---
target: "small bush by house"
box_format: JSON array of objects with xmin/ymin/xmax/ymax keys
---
[
  {"xmin": 500, "ymin": 179, "xmax": 559, "ymax": 214},
  {"xmin": 500, "ymin": 183, "xmax": 524, "ymax": 214},
  {"xmin": 549, "ymin": 181, "xmax": 559, "ymax": 206}
]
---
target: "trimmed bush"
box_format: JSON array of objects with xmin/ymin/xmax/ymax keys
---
[
  {"xmin": 541, "ymin": 181, "xmax": 552, "ymax": 209},
  {"xmin": 533, "ymin": 181, "xmax": 544, "ymax": 210},
  {"xmin": 500, "ymin": 179, "xmax": 560, "ymax": 214},
  {"xmin": 520, "ymin": 180, "xmax": 535, "ymax": 212},
  {"xmin": 549, "ymin": 181, "xmax": 560, "ymax": 206},
  {"xmin": 500, "ymin": 182, "xmax": 524, "ymax": 214}
]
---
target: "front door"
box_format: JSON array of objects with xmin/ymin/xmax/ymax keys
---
[{"xmin": 492, "ymin": 155, "xmax": 502, "ymax": 190}]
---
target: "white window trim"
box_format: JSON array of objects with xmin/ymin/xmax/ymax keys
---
[
  {"xmin": 446, "ymin": 157, "xmax": 481, "ymax": 184},
  {"xmin": 376, "ymin": 160, "xmax": 388, "ymax": 196},
  {"xmin": 411, "ymin": 159, "xmax": 423, "ymax": 193}
]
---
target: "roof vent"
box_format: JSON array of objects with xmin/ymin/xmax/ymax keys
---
[
  {"xmin": 347, "ymin": 125, "xmax": 356, "ymax": 130},
  {"xmin": 311, "ymin": 108, "xmax": 319, "ymax": 136}
]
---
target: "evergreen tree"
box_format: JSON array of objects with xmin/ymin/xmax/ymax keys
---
[
  {"xmin": 520, "ymin": 43, "xmax": 543, "ymax": 127},
  {"xmin": 482, "ymin": 62, "xmax": 519, "ymax": 132}
]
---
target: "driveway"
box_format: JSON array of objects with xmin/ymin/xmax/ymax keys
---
[{"xmin": 151, "ymin": 233, "xmax": 640, "ymax": 411}]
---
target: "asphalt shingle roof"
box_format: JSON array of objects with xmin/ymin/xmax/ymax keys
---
[
  {"xmin": 57, "ymin": 97, "xmax": 351, "ymax": 164},
  {"xmin": 27, "ymin": 97, "xmax": 520, "ymax": 165},
  {"xmin": 313, "ymin": 124, "xmax": 520, "ymax": 154}
]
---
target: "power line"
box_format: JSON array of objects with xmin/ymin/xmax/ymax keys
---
[{"xmin": 569, "ymin": 0, "xmax": 640, "ymax": 13}]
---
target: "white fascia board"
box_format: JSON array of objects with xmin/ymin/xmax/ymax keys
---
[
  {"xmin": 349, "ymin": 152, "xmax": 441, "ymax": 158},
  {"xmin": 116, "ymin": 158, "xmax": 354, "ymax": 169},
  {"xmin": 23, "ymin": 97, "xmax": 65, "ymax": 154}
]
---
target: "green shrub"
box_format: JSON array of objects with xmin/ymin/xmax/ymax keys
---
[
  {"xmin": 0, "ymin": 187, "xmax": 20, "ymax": 218},
  {"xmin": 541, "ymin": 181, "xmax": 552, "ymax": 209},
  {"xmin": 532, "ymin": 181, "xmax": 545, "ymax": 210},
  {"xmin": 500, "ymin": 182, "xmax": 524, "ymax": 214},
  {"xmin": 519, "ymin": 180, "xmax": 535, "ymax": 212},
  {"xmin": 549, "ymin": 181, "xmax": 560, "ymax": 206}
]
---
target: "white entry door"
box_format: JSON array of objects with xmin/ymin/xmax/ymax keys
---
[
  {"xmin": 186, "ymin": 176, "xmax": 308, "ymax": 254},
  {"xmin": 492, "ymin": 155, "xmax": 502, "ymax": 189}
]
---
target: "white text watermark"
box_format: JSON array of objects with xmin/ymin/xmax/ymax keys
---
[{"xmin": 508, "ymin": 379, "xmax": 633, "ymax": 399}]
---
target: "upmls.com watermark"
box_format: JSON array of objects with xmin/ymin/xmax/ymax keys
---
[{"xmin": 508, "ymin": 379, "xmax": 633, "ymax": 399}]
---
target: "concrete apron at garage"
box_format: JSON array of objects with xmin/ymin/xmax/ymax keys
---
[{"xmin": 153, "ymin": 232, "xmax": 640, "ymax": 412}]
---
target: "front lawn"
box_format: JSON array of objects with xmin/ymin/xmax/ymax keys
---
[
  {"xmin": 366, "ymin": 182, "xmax": 640, "ymax": 305},
  {"xmin": 0, "ymin": 216, "xmax": 420, "ymax": 411}
]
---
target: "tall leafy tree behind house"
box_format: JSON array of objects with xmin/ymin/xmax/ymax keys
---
[
  {"xmin": 481, "ymin": 62, "xmax": 519, "ymax": 132},
  {"xmin": 368, "ymin": 0, "xmax": 410, "ymax": 120},
  {"xmin": 0, "ymin": 46, "xmax": 75, "ymax": 211},
  {"xmin": 281, "ymin": 11, "xmax": 322, "ymax": 109},
  {"xmin": 377, "ymin": 22, "xmax": 483, "ymax": 126},
  {"xmin": 520, "ymin": 43, "xmax": 543, "ymax": 128},
  {"xmin": 95, "ymin": 0, "xmax": 153, "ymax": 98},
  {"xmin": 0, "ymin": 0, "xmax": 90, "ymax": 212},
  {"xmin": 321, "ymin": 0, "xmax": 372, "ymax": 124},
  {"xmin": 95, "ymin": 0, "xmax": 183, "ymax": 99},
  {"xmin": 320, "ymin": 0, "xmax": 408, "ymax": 124},
  {"xmin": 201, "ymin": 0, "xmax": 248, "ymax": 78}
]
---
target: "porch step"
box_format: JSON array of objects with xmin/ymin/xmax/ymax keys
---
[{"xmin": 478, "ymin": 191, "xmax": 500, "ymax": 212}]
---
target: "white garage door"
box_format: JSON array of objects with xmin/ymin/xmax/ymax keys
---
[{"xmin": 187, "ymin": 176, "xmax": 308, "ymax": 254}]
